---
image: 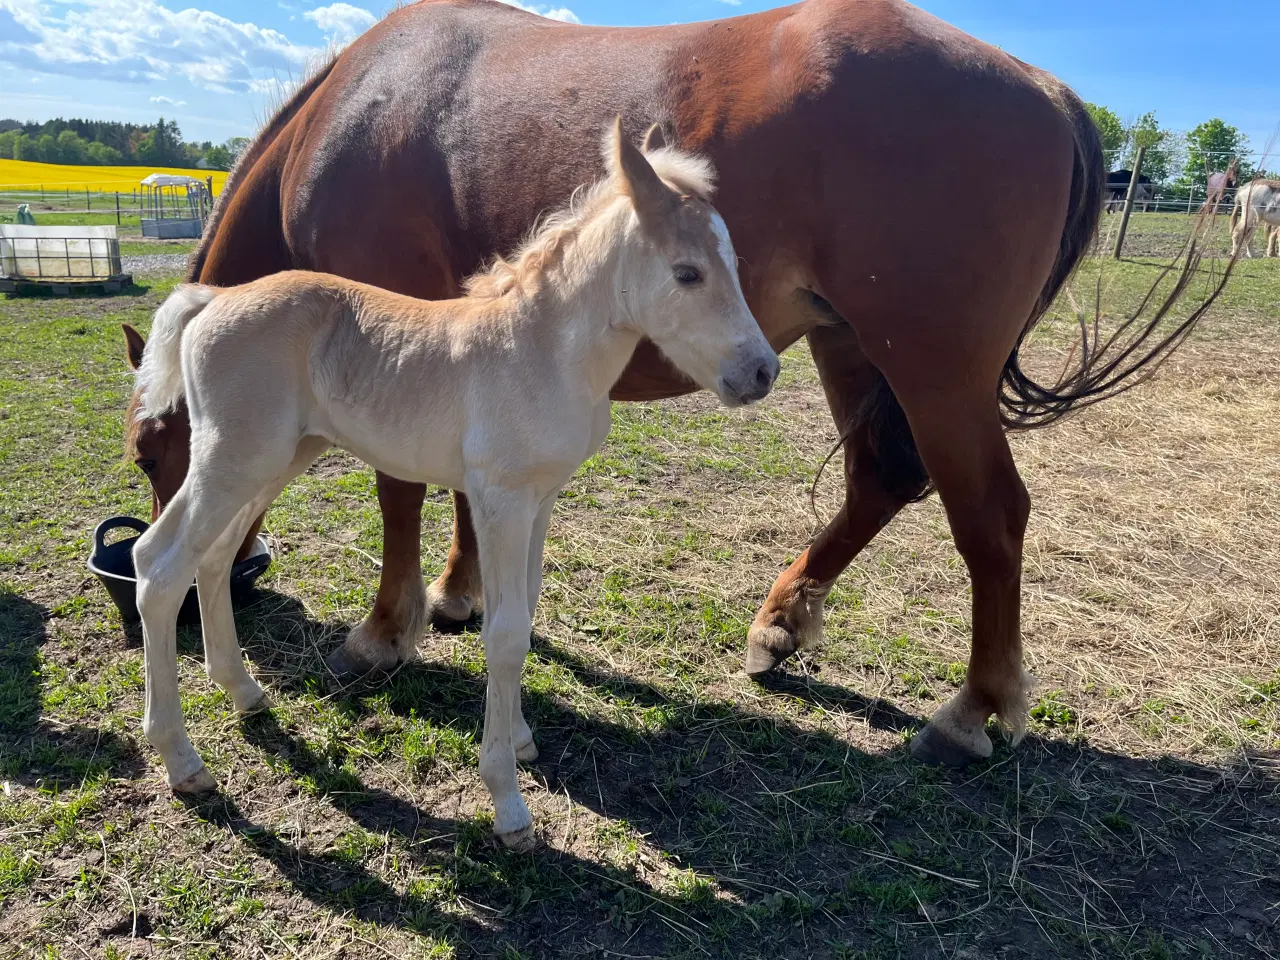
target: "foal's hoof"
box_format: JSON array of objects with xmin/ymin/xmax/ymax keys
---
[
  {"xmin": 171, "ymin": 766, "xmax": 218, "ymax": 794},
  {"xmin": 426, "ymin": 582, "xmax": 477, "ymax": 631},
  {"xmin": 236, "ymin": 690, "xmax": 272, "ymax": 715},
  {"xmin": 515, "ymin": 738, "xmax": 539, "ymax": 763},
  {"xmin": 909, "ymin": 721, "xmax": 993, "ymax": 769},
  {"xmin": 496, "ymin": 823, "xmax": 537, "ymax": 851},
  {"xmin": 744, "ymin": 624, "xmax": 799, "ymax": 677}
]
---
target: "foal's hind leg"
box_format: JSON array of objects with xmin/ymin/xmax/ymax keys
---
[{"xmin": 747, "ymin": 324, "xmax": 922, "ymax": 673}]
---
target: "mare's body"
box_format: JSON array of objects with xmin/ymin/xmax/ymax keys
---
[{"xmin": 129, "ymin": 0, "xmax": 1200, "ymax": 765}]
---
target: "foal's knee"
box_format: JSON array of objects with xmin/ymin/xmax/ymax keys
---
[{"xmin": 484, "ymin": 610, "xmax": 532, "ymax": 674}]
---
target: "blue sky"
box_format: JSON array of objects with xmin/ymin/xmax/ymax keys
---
[{"xmin": 2, "ymin": 0, "xmax": 1276, "ymax": 159}]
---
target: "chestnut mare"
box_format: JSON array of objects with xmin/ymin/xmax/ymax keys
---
[{"xmin": 123, "ymin": 0, "xmax": 1203, "ymax": 767}]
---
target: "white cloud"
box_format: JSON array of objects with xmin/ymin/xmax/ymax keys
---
[
  {"xmin": 715, "ymin": 0, "xmax": 742, "ymax": 5},
  {"xmin": 303, "ymin": 3, "xmax": 376, "ymax": 43},
  {"xmin": 0, "ymin": 0, "xmax": 316, "ymax": 94},
  {"xmin": 150, "ymin": 95, "xmax": 187, "ymax": 106},
  {"xmin": 497, "ymin": 0, "xmax": 579, "ymax": 24}
]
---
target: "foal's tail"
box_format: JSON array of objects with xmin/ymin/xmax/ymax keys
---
[
  {"xmin": 997, "ymin": 85, "xmax": 1233, "ymax": 429},
  {"xmin": 137, "ymin": 285, "xmax": 218, "ymax": 418}
]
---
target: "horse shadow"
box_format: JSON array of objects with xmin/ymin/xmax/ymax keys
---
[
  {"xmin": 0, "ymin": 590, "xmax": 144, "ymax": 787},
  {"xmin": 147, "ymin": 586, "xmax": 1278, "ymax": 956}
]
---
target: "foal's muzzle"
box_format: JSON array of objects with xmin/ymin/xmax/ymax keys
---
[{"xmin": 719, "ymin": 349, "xmax": 780, "ymax": 406}]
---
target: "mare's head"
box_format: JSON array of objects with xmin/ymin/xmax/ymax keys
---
[
  {"xmin": 121, "ymin": 323, "xmax": 191, "ymax": 519},
  {"xmin": 605, "ymin": 118, "xmax": 778, "ymax": 406}
]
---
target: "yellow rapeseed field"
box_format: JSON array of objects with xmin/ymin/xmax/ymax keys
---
[{"xmin": 0, "ymin": 158, "xmax": 229, "ymax": 192}]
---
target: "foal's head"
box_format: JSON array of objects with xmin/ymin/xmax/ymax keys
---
[
  {"xmin": 121, "ymin": 323, "xmax": 191, "ymax": 519},
  {"xmin": 606, "ymin": 119, "xmax": 779, "ymax": 406}
]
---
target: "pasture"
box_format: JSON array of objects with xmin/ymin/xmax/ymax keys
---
[
  {"xmin": 0, "ymin": 160, "xmax": 228, "ymax": 193},
  {"xmin": 0, "ymin": 254, "xmax": 1278, "ymax": 958}
]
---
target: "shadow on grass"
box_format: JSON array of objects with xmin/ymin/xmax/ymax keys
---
[
  {"xmin": 9, "ymin": 582, "xmax": 1275, "ymax": 956},
  {"xmin": 155, "ymin": 587, "xmax": 1279, "ymax": 956},
  {"xmin": 0, "ymin": 590, "xmax": 144, "ymax": 786}
]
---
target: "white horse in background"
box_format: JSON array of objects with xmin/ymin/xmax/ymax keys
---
[
  {"xmin": 130, "ymin": 119, "xmax": 779, "ymax": 848},
  {"xmin": 1229, "ymin": 179, "xmax": 1280, "ymax": 257}
]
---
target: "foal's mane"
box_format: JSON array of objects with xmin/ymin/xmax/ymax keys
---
[{"xmin": 464, "ymin": 145, "xmax": 717, "ymax": 300}]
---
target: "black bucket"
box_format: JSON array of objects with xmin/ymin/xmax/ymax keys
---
[{"xmin": 87, "ymin": 515, "xmax": 271, "ymax": 625}]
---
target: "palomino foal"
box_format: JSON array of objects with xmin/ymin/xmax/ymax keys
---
[{"xmin": 130, "ymin": 121, "xmax": 779, "ymax": 847}]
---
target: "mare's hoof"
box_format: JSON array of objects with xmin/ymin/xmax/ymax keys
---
[
  {"xmin": 909, "ymin": 721, "xmax": 992, "ymax": 769},
  {"xmin": 426, "ymin": 585, "xmax": 477, "ymax": 631},
  {"xmin": 515, "ymin": 738, "xmax": 539, "ymax": 763},
  {"xmin": 744, "ymin": 624, "xmax": 799, "ymax": 677},
  {"xmin": 171, "ymin": 766, "xmax": 218, "ymax": 794},
  {"xmin": 496, "ymin": 823, "xmax": 537, "ymax": 851},
  {"xmin": 326, "ymin": 643, "xmax": 394, "ymax": 681}
]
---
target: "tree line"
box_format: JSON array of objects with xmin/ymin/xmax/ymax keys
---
[
  {"xmin": 1084, "ymin": 104, "xmax": 1275, "ymax": 194},
  {"xmin": 0, "ymin": 117, "xmax": 249, "ymax": 171}
]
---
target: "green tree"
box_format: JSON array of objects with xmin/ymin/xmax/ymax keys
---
[
  {"xmin": 1085, "ymin": 103, "xmax": 1127, "ymax": 163},
  {"xmin": 86, "ymin": 140, "xmax": 124, "ymax": 165},
  {"xmin": 1184, "ymin": 118, "xmax": 1249, "ymax": 183},
  {"xmin": 55, "ymin": 129, "xmax": 89, "ymax": 164},
  {"xmin": 0, "ymin": 130, "xmax": 16, "ymax": 159},
  {"xmin": 202, "ymin": 143, "xmax": 232, "ymax": 170},
  {"xmin": 11, "ymin": 132, "xmax": 32, "ymax": 161},
  {"xmin": 1127, "ymin": 112, "xmax": 1179, "ymax": 183},
  {"xmin": 136, "ymin": 117, "xmax": 187, "ymax": 167}
]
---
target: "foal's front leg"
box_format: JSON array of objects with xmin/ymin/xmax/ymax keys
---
[{"xmin": 470, "ymin": 483, "xmax": 537, "ymax": 848}]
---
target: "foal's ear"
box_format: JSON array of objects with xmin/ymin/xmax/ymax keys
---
[
  {"xmin": 641, "ymin": 122, "xmax": 667, "ymax": 153},
  {"xmin": 122, "ymin": 323, "xmax": 146, "ymax": 370},
  {"xmin": 610, "ymin": 116, "xmax": 676, "ymax": 224}
]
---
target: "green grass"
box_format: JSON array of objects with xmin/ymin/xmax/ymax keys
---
[{"xmin": 0, "ymin": 256, "xmax": 1278, "ymax": 957}]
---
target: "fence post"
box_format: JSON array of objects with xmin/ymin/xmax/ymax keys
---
[
  {"xmin": 115, "ymin": 192, "xmax": 121, "ymax": 226},
  {"xmin": 1112, "ymin": 146, "xmax": 1146, "ymax": 260},
  {"xmin": 86, "ymin": 187, "xmax": 90, "ymax": 212}
]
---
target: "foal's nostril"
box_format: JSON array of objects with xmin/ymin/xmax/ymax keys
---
[{"xmin": 755, "ymin": 359, "xmax": 776, "ymax": 390}]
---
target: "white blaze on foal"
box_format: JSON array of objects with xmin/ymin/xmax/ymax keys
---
[{"xmin": 129, "ymin": 118, "xmax": 779, "ymax": 848}]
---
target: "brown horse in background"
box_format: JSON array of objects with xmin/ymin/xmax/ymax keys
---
[{"xmin": 124, "ymin": 0, "xmax": 1208, "ymax": 767}]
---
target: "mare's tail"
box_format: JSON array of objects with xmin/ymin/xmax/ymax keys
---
[{"xmin": 137, "ymin": 285, "xmax": 219, "ymax": 417}]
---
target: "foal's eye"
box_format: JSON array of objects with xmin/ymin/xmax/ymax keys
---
[
  {"xmin": 136, "ymin": 458, "xmax": 157, "ymax": 474},
  {"xmin": 673, "ymin": 265, "xmax": 702, "ymax": 285}
]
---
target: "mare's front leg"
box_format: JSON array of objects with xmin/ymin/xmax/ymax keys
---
[
  {"xmin": 329, "ymin": 473, "xmax": 429, "ymax": 676},
  {"xmin": 427, "ymin": 490, "xmax": 482, "ymax": 624},
  {"xmin": 470, "ymin": 482, "xmax": 537, "ymax": 848}
]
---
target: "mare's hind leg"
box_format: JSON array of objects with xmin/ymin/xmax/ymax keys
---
[
  {"xmin": 890, "ymin": 380, "xmax": 1033, "ymax": 766},
  {"xmin": 747, "ymin": 324, "xmax": 924, "ymax": 673},
  {"xmin": 199, "ymin": 436, "xmax": 330, "ymax": 712}
]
